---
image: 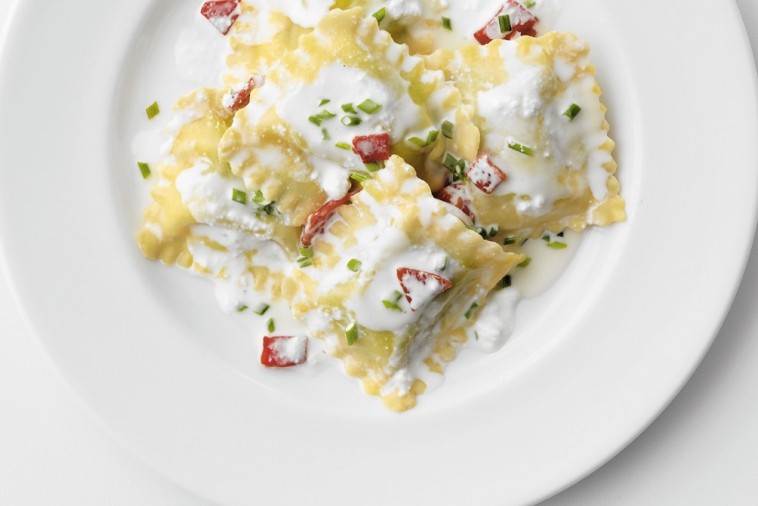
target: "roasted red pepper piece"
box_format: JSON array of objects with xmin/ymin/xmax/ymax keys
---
[
  {"xmin": 200, "ymin": 0, "xmax": 241, "ymax": 35},
  {"xmin": 467, "ymin": 155, "xmax": 507, "ymax": 194},
  {"xmin": 436, "ymin": 182, "xmax": 475, "ymax": 219},
  {"xmin": 473, "ymin": 0, "xmax": 539, "ymax": 45},
  {"xmin": 224, "ymin": 75, "xmax": 265, "ymax": 112},
  {"xmin": 260, "ymin": 335, "xmax": 308, "ymax": 368},
  {"xmin": 352, "ymin": 132, "xmax": 391, "ymax": 163},
  {"xmin": 396, "ymin": 267, "xmax": 453, "ymax": 311},
  {"xmin": 300, "ymin": 188, "xmax": 361, "ymax": 247}
]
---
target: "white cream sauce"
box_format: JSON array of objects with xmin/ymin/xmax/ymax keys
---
[{"xmin": 274, "ymin": 63, "xmax": 426, "ymax": 199}]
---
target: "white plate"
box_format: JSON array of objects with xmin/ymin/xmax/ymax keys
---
[{"xmin": 0, "ymin": 1, "xmax": 756, "ymax": 504}]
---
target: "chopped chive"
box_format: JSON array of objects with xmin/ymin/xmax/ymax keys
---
[
  {"xmin": 442, "ymin": 16, "xmax": 452, "ymax": 30},
  {"xmin": 507, "ymin": 140, "xmax": 534, "ymax": 156},
  {"xmin": 319, "ymin": 98, "xmax": 331, "ymax": 106},
  {"xmin": 464, "ymin": 302, "xmax": 479, "ymax": 320},
  {"xmin": 252, "ymin": 189, "xmax": 266, "ymax": 205},
  {"xmin": 441, "ymin": 120, "xmax": 454, "ymax": 139},
  {"xmin": 382, "ymin": 299, "xmax": 403, "ymax": 312},
  {"xmin": 497, "ymin": 274, "xmax": 512, "ymax": 289},
  {"xmin": 503, "ymin": 236, "xmax": 517, "ymax": 245},
  {"xmin": 547, "ymin": 241, "xmax": 568, "ymax": 250},
  {"xmin": 259, "ymin": 202, "xmax": 276, "ymax": 216},
  {"xmin": 335, "ymin": 141, "xmax": 352, "ymax": 150},
  {"xmin": 357, "ymin": 99, "xmax": 381, "ymax": 115},
  {"xmin": 236, "ymin": 305, "xmax": 248, "ymax": 312},
  {"xmin": 266, "ymin": 318, "xmax": 275, "ymax": 333},
  {"xmin": 474, "ymin": 331, "xmax": 480, "ymax": 341},
  {"xmin": 481, "ymin": 225, "xmax": 499, "ymax": 239},
  {"xmin": 557, "ymin": 231, "xmax": 565, "ymax": 237},
  {"xmin": 518, "ymin": 257, "xmax": 532, "ymax": 268},
  {"xmin": 498, "ymin": 14, "xmax": 512, "ymax": 33},
  {"xmin": 297, "ymin": 257, "xmax": 313, "ymax": 268},
  {"xmin": 392, "ymin": 290, "xmax": 403, "ymax": 302},
  {"xmin": 322, "ymin": 128, "xmax": 331, "ymax": 140},
  {"xmin": 407, "ymin": 129, "xmax": 439, "ymax": 149},
  {"xmin": 145, "ymin": 101, "xmax": 160, "ymax": 119},
  {"xmin": 407, "ymin": 137, "xmax": 427, "ymax": 148},
  {"xmin": 372, "ymin": 7, "xmax": 386, "ymax": 23},
  {"xmin": 341, "ymin": 115, "xmax": 362, "ymax": 126},
  {"xmin": 350, "ymin": 171, "xmax": 370, "ymax": 183},
  {"xmin": 364, "ymin": 162, "xmax": 382, "ymax": 172},
  {"xmin": 232, "ymin": 188, "xmax": 247, "ymax": 204},
  {"xmin": 298, "ymin": 245, "xmax": 313, "ymax": 258},
  {"xmin": 442, "ymin": 152, "xmax": 459, "ymax": 172},
  {"xmin": 253, "ymin": 303, "xmax": 270, "ymax": 316},
  {"xmin": 563, "ymin": 103, "xmax": 582, "ymax": 120},
  {"xmin": 345, "ymin": 322, "xmax": 359, "ymax": 345},
  {"xmin": 542, "ymin": 235, "xmax": 551, "ymax": 242},
  {"xmin": 341, "ymin": 103, "xmax": 357, "ymax": 114},
  {"xmin": 521, "ymin": 238, "xmax": 529, "ymax": 246},
  {"xmin": 347, "ymin": 259, "xmax": 362, "ymax": 272},
  {"xmin": 525, "ymin": 0, "xmax": 536, "ymax": 8},
  {"xmin": 308, "ymin": 110, "xmax": 336, "ymax": 126},
  {"xmin": 137, "ymin": 161, "xmax": 151, "ymax": 179}
]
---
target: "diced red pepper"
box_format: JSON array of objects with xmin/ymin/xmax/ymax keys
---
[
  {"xmin": 300, "ymin": 188, "xmax": 362, "ymax": 247},
  {"xmin": 352, "ymin": 133, "xmax": 391, "ymax": 163},
  {"xmin": 473, "ymin": 0, "xmax": 539, "ymax": 45},
  {"xmin": 223, "ymin": 75, "xmax": 265, "ymax": 112},
  {"xmin": 200, "ymin": 0, "xmax": 241, "ymax": 35},
  {"xmin": 436, "ymin": 182, "xmax": 475, "ymax": 219},
  {"xmin": 396, "ymin": 267, "xmax": 453, "ymax": 311},
  {"xmin": 261, "ymin": 335, "xmax": 308, "ymax": 368},
  {"xmin": 467, "ymin": 155, "xmax": 507, "ymax": 194}
]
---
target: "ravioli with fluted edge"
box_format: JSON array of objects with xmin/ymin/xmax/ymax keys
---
[
  {"xmin": 426, "ymin": 32, "xmax": 625, "ymax": 242},
  {"xmin": 282, "ymin": 156, "xmax": 521, "ymax": 411},
  {"xmin": 218, "ymin": 7, "xmax": 474, "ymax": 226},
  {"xmin": 133, "ymin": 0, "xmax": 624, "ymax": 412}
]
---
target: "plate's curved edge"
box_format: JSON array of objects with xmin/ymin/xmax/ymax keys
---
[{"xmin": 538, "ymin": 5, "xmax": 758, "ymax": 501}]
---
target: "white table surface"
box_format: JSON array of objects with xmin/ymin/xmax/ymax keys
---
[{"xmin": 2, "ymin": 2, "xmax": 758, "ymax": 505}]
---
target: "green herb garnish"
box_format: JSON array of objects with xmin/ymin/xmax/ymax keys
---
[
  {"xmin": 345, "ymin": 321, "xmax": 359, "ymax": 345},
  {"xmin": 372, "ymin": 7, "xmax": 386, "ymax": 23},
  {"xmin": 518, "ymin": 257, "xmax": 532, "ymax": 268},
  {"xmin": 349, "ymin": 171, "xmax": 370, "ymax": 183},
  {"xmin": 335, "ymin": 141, "xmax": 352, "ymax": 150},
  {"xmin": 503, "ymin": 236, "xmax": 517, "ymax": 245},
  {"xmin": 357, "ymin": 99, "xmax": 381, "ymax": 115},
  {"xmin": 442, "ymin": 16, "xmax": 452, "ymax": 30},
  {"xmin": 563, "ymin": 103, "xmax": 582, "ymax": 120},
  {"xmin": 347, "ymin": 259, "xmax": 362, "ymax": 272},
  {"xmin": 236, "ymin": 305, "xmax": 248, "ymax": 313},
  {"xmin": 341, "ymin": 103, "xmax": 357, "ymax": 114},
  {"xmin": 137, "ymin": 161, "xmax": 151, "ymax": 179},
  {"xmin": 266, "ymin": 318, "xmax": 275, "ymax": 333},
  {"xmin": 232, "ymin": 188, "xmax": 247, "ymax": 205},
  {"xmin": 498, "ymin": 14, "xmax": 512, "ymax": 33},
  {"xmin": 507, "ymin": 140, "xmax": 534, "ymax": 156},
  {"xmin": 547, "ymin": 241, "xmax": 568, "ymax": 250},
  {"xmin": 364, "ymin": 162, "xmax": 382, "ymax": 172},
  {"xmin": 341, "ymin": 115, "xmax": 362, "ymax": 126},
  {"xmin": 464, "ymin": 302, "xmax": 479, "ymax": 320},
  {"xmin": 319, "ymin": 98, "xmax": 331, "ymax": 106},
  {"xmin": 145, "ymin": 101, "xmax": 160, "ymax": 120},
  {"xmin": 441, "ymin": 120, "xmax": 454, "ymax": 139},
  {"xmin": 253, "ymin": 303, "xmax": 270, "ymax": 316},
  {"xmin": 497, "ymin": 275, "xmax": 512, "ymax": 289}
]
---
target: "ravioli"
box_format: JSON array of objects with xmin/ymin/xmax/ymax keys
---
[
  {"xmin": 282, "ymin": 156, "xmax": 521, "ymax": 411},
  {"xmin": 426, "ymin": 32, "xmax": 625, "ymax": 240},
  {"xmin": 136, "ymin": 87, "xmax": 299, "ymax": 298},
  {"xmin": 218, "ymin": 7, "xmax": 472, "ymax": 226}
]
